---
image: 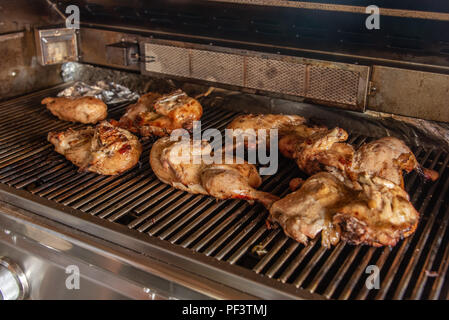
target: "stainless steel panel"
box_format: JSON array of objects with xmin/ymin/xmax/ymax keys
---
[
  {"xmin": 34, "ymin": 28, "xmax": 78, "ymax": 66},
  {"xmin": 368, "ymin": 66, "xmax": 449, "ymax": 122}
]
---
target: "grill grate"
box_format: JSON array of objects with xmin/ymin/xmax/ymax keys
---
[{"xmin": 1, "ymin": 85, "xmax": 449, "ymax": 299}]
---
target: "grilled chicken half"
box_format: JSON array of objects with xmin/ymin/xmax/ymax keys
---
[
  {"xmin": 150, "ymin": 137, "xmax": 279, "ymax": 207},
  {"xmin": 270, "ymin": 171, "xmax": 420, "ymax": 247},
  {"xmin": 226, "ymin": 113, "xmax": 307, "ymax": 148},
  {"xmin": 348, "ymin": 136, "xmax": 439, "ymax": 188},
  {"xmin": 270, "ymin": 172, "xmax": 347, "ymax": 248},
  {"xmin": 48, "ymin": 121, "xmax": 142, "ymax": 175},
  {"xmin": 227, "ymin": 113, "xmax": 351, "ymax": 175},
  {"xmin": 119, "ymin": 90, "xmax": 203, "ymax": 137},
  {"xmin": 280, "ymin": 127, "xmax": 353, "ymax": 175},
  {"xmin": 281, "ymin": 129, "xmax": 438, "ymax": 187},
  {"xmin": 42, "ymin": 96, "xmax": 107, "ymax": 124},
  {"xmin": 118, "ymin": 92, "xmax": 161, "ymax": 133},
  {"xmin": 334, "ymin": 175, "xmax": 420, "ymax": 247}
]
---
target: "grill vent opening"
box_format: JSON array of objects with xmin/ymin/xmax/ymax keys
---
[{"xmin": 143, "ymin": 41, "xmax": 369, "ymax": 111}]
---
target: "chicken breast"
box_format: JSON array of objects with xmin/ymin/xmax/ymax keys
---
[
  {"xmin": 120, "ymin": 90, "xmax": 203, "ymax": 137},
  {"xmin": 48, "ymin": 121, "xmax": 142, "ymax": 175},
  {"xmin": 42, "ymin": 96, "xmax": 107, "ymax": 124},
  {"xmin": 118, "ymin": 92, "xmax": 161, "ymax": 133}
]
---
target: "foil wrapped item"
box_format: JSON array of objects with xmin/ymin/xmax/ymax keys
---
[{"xmin": 57, "ymin": 81, "xmax": 140, "ymax": 105}]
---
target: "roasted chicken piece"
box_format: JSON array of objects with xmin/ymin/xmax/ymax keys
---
[
  {"xmin": 270, "ymin": 171, "xmax": 420, "ymax": 248},
  {"xmin": 227, "ymin": 114, "xmax": 351, "ymax": 175},
  {"xmin": 42, "ymin": 96, "xmax": 107, "ymax": 124},
  {"xmin": 279, "ymin": 126, "xmax": 353, "ymax": 175},
  {"xmin": 120, "ymin": 90, "xmax": 203, "ymax": 137},
  {"xmin": 201, "ymin": 163, "xmax": 280, "ymax": 208},
  {"xmin": 150, "ymin": 137, "xmax": 279, "ymax": 207},
  {"xmin": 334, "ymin": 175, "xmax": 420, "ymax": 247},
  {"xmin": 281, "ymin": 129, "xmax": 437, "ymax": 187},
  {"xmin": 150, "ymin": 137, "xmax": 209, "ymax": 195},
  {"xmin": 48, "ymin": 121, "xmax": 142, "ymax": 175},
  {"xmin": 226, "ymin": 114, "xmax": 307, "ymax": 148},
  {"xmin": 118, "ymin": 92, "xmax": 161, "ymax": 133},
  {"xmin": 270, "ymin": 172, "xmax": 347, "ymax": 247},
  {"xmin": 348, "ymin": 137, "xmax": 438, "ymax": 188}
]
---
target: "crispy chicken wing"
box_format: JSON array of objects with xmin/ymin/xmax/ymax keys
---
[
  {"xmin": 42, "ymin": 96, "xmax": 107, "ymax": 124},
  {"xmin": 48, "ymin": 121, "xmax": 142, "ymax": 175},
  {"xmin": 120, "ymin": 90, "xmax": 203, "ymax": 137},
  {"xmin": 150, "ymin": 137, "xmax": 279, "ymax": 207}
]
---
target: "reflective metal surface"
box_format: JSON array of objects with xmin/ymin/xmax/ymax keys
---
[
  {"xmin": 34, "ymin": 28, "xmax": 79, "ymax": 66},
  {"xmin": 0, "ymin": 257, "xmax": 29, "ymax": 300},
  {"xmin": 368, "ymin": 66, "xmax": 449, "ymax": 122}
]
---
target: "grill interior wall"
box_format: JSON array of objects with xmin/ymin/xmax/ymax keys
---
[{"xmin": 1, "ymin": 85, "xmax": 449, "ymax": 299}]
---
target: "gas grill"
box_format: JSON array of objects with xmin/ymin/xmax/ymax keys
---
[{"xmin": 1, "ymin": 0, "xmax": 449, "ymax": 300}]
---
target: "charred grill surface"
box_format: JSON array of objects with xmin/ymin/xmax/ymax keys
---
[{"xmin": 1, "ymin": 84, "xmax": 449, "ymax": 299}]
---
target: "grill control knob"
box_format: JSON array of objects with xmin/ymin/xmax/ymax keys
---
[{"xmin": 0, "ymin": 257, "xmax": 29, "ymax": 300}]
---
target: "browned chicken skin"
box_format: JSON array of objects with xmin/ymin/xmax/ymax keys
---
[
  {"xmin": 288, "ymin": 127, "xmax": 353, "ymax": 175},
  {"xmin": 227, "ymin": 114, "xmax": 307, "ymax": 149},
  {"xmin": 227, "ymin": 114, "xmax": 351, "ymax": 175},
  {"xmin": 201, "ymin": 163, "xmax": 280, "ymax": 208},
  {"xmin": 348, "ymin": 136, "xmax": 438, "ymax": 187},
  {"xmin": 150, "ymin": 137, "xmax": 279, "ymax": 207},
  {"xmin": 48, "ymin": 121, "xmax": 142, "ymax": 175},
  {"xmin": 120, "ymin": 90, "xmax": 203, "ymax": 137},
  {"xmin": 280, "ymin": 129, "xmax": 437, "ymax": 187},
  {"xmin": 334, "ymin": 175, "xmax": 420, "ymax": 247},
  {"xmin": 270, "ymin": 171, "xmax": 420, "ymax": 247},
  {"xmin": 228, "ymin": 114, "xmax": 437, "ymax": 248},
  {"xmin": 118, "ymin": 92, "xmax": 161, "ymax": 133},
  {"xmin": 42, "ymin": 96, "xmax": 107, "ymax": 124},
  {"xmin": 270, "ymin": 172, "xmax": 347, "ymax": 247}
]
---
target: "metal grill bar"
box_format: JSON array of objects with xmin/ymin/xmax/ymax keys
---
[
  {"xmin": 0, "ymin": 85, "xmax": 448, "ymax": 300},
  {"xmin": 374, "ymin": 150, "xmax": 447, "ymax": 299}
]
